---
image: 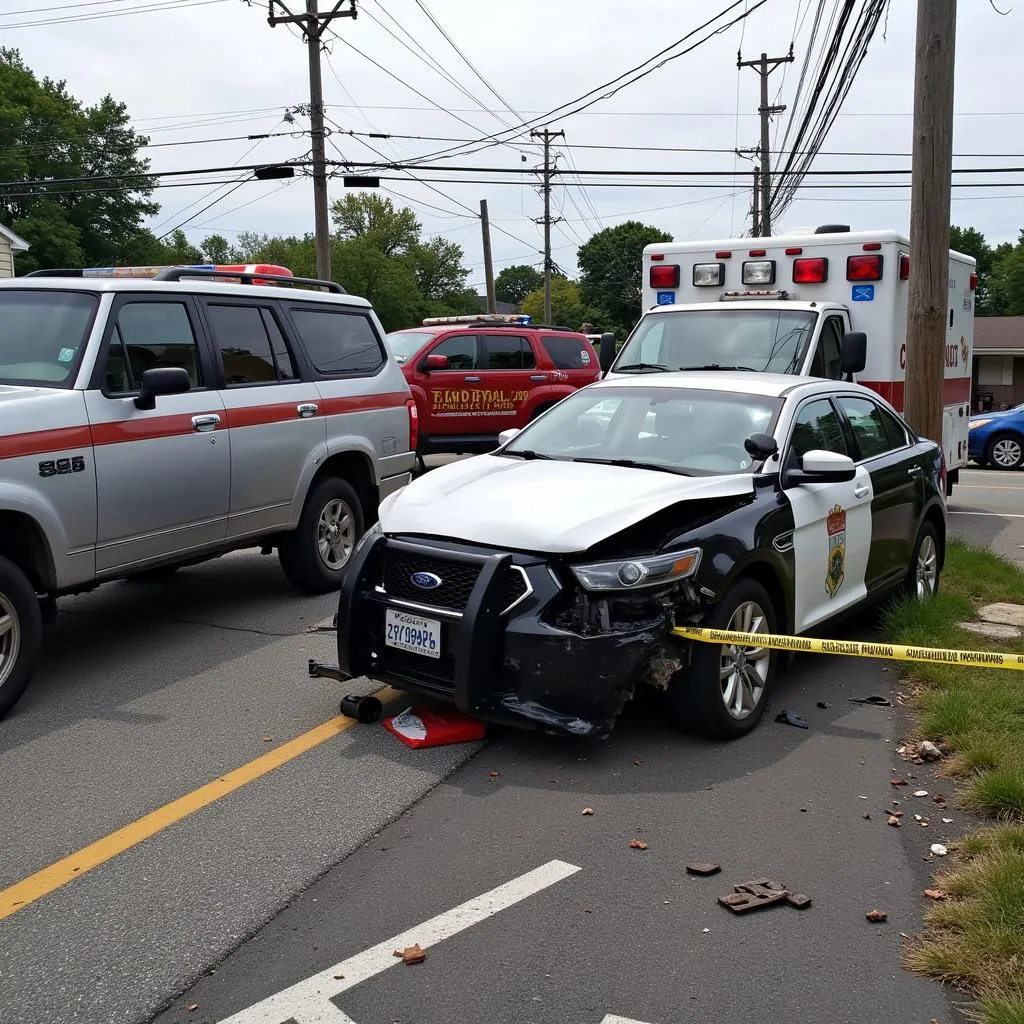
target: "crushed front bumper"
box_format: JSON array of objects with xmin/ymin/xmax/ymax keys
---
[{"xmin": 336, "ymin": 534, "xmax": 667, "ymax": 737}]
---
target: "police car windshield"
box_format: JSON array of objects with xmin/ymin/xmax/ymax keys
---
[
  {"xmin": 615, "ymin": 308, "xmax": 817, "ymax": 375},
  {"xmin": 0, "ymin": 290, "xmax": 98, "ymax": 388},
  {"xmin": 386, "ymin": 331, "xmax": 437, "ymax": 364},
  {"xmin": 501, "ymin": 386, "xmax": 782, "ymax": 476}
]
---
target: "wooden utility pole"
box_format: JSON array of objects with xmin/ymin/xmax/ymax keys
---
[
  {"xmin": 738, "ymin": 48, "xmax": 793, "ymax": 237},
  {"xmin": 531, "ymin": 128, "xmax": 564, "ymax": 323},
  {"xmin": 752, "ymin": 166, "xmax": 761, "ymax": 237},
  {"xmin": 268, "ymin": 0, "xmax": 357, "ymax": 282},
  {"xmin": 904, "ymin": 0, "xmax": 957, "ymax": 445},
  {"xmin": 480, "ymin": 199, "xmax": 496, "ymax": 313}
]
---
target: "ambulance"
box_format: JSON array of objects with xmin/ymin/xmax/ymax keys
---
[{"xmin": 601, "ymin": 226, "xmax": 976, "ymax": 492}]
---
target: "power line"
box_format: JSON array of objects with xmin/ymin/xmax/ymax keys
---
[{"xmin": 3, "ymin": 0, "xmax": 230, "ymax": 29}]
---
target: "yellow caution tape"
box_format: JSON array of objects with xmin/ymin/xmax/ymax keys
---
[{"xmin": 673, "ymin": 625, "xmax": 1024, "ymax": 672}]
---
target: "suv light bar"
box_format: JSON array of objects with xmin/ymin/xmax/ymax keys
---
[{"xmin": 421, "ymin": 313, "xmax": 531, "ymax": 326}]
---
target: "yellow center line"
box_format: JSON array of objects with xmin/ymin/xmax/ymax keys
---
[{"xmin": 0, "ymin": 686, "xmax": 405, "ymax": 922}]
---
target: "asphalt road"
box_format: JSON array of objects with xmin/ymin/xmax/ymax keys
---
[
  {"xmin": 3, "ymin": 460, "xmax": 1010, "ymax": 1024},
  {"xmin": 948, "ymin": 465, "xmax": 1024, "ymax": 566}
]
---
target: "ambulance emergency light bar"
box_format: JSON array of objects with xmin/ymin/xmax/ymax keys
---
[{"xmin": 421, "ymin": 313, "xmax": 532, "ymax": 326}]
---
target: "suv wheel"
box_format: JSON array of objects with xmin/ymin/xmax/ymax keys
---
[
  {"xmin": 0, "ymin": 556, "xmax": 43, "ymax": 719},
  {"xmin": 279, "ymin": 477, "xmax": 365, "ymax": 593},
  {"xmin": 668, "ymin": 578, "xmax": 778, "ymax": 739}
]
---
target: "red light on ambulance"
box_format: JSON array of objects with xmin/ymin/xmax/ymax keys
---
[
  {"xmin": 899, "ymin": 254, "xmax": 910, "ymax": 280},
  {"xmin": 650, "ymin": 253, "xmax": 665, "ymax": 261},
  {"xmin": 847, "ymin": 254, "xmax": 883, "ymax": 282},
  {"xmin": 792, "ymin": 257, "xmax": 828, "ymax": 284},
  {"xmin": 970, "ymin": 273, "xmax": 977, "ymax": 291},
  {"xmin": 785, "ymin": 247, "xmax": 803, "ymax": 256},
  {"xmin": 649, "ymin": 263, "xmax": 680, "ymax": 289},
  {"xmin": 714, "ymin": 250, "xmax": 733, "ymax": 259},
  {"xmin": 862, "ymin": 242, "xmax": 882, "ymax": 251},
  {"xmin": 749, "ymin": 249, "xmax": 767, "ymax": 257}
]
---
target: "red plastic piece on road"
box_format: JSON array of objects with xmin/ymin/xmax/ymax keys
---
[{"xmin": 383, "ymin": 705, "xmax": 487, "ymax": 748}]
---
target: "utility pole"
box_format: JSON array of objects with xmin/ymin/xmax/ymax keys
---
[
  {"xmin": 904, "ymin": 0, "xmax": 957, "ymax": 445},
  {"xmin": 751, "ymin": 166, "xmax": 761, "ymax": 237},
  {"xmin": 268, "ymin": 0, "xmax": 357, "ymax": 281},
  {"xmin": 738, "ymin": 47, "xmax": 793, "ymax": 237},
  {"xmin": 480, "ymin": 199, "xmax": 496, "ymax": 314},
  {"xmin": 531, "ymin": 128, "xmax": 564, "ymax": 323}
]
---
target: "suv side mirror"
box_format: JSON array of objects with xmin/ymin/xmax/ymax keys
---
[
  {"xmin": 423, "ymin": 353, "xmax": 449, "ymax": 371},
  {"xmin": 134, "ymin": 367, "xmax": 191, "ymax": 410},
  {"xmin": 785, "ymin": 448, "xmax": 856, "ymax": 485},
  {"xmin": 840, "ymin": 331, "xmax": 867, "ymax": 374},
  {"xmin": 598, "ymin": 332, "xmax": 616, "ymax": 373}
]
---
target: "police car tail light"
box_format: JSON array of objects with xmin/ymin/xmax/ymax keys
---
[
  {"xmin": 692, "ymin": 263, "xmax": 724, "ymax": 287},
  {"xmin": 847, "ymin": 254, "xmax": 883, "ymax": 281},
  {"xmin": 406, "ymin": 399, "xmax": 419, "ymax": 450},
  {"xmin": 649, "ymin": 264, "xmax": 680, "ymax": 289},
  {"xmin": 742, "ymin": 260, "xmax": 776, "ymax": 285},
  {"xmin": 792, "ymin": 257, "xmax": 828, "ymax": 284},
  {"xmin": 571, "ymin": 548, "xmax": 701, "ymax": 592}
]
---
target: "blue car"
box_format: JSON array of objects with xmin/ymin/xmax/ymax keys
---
[{"xmin": 969, "ymin": 402, "xmax": 1024, "ymax": 470}]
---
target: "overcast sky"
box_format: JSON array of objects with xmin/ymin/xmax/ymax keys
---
[{"xmin": 5, "ymin": 0, "xmax": 1022, "ymax": 289}]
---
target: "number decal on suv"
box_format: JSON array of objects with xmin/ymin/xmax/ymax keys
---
[{"xmin": 38, "ymin": 455, "xmax": 86, "ymax": 478}]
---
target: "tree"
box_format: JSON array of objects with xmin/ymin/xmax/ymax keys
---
[
  {"xmin": 0, "ymin": 48, "xmax": 157, "ymax": 273},
  {"xmin": 950, "ymin": 225, "xmax": 996, "ymax": 315},
  {"xmin": 495, "ymin": 264, "xmax": 543, "ymax": 305},
  {"xmin": 409, "ymin": 236, "xmax": 470, "ymax": 301},
  {"xmin": 989, "ymin": 243, "xmax": 1024, "ymax": 317},
  {"xmin": 200, "ymin": 233, "xmax": 232, "ymax": 264},
  {"xmin": 577, "ymin": 221, "xmax": 673, "ymax": 337},
  {"xmin": 520, "ymin": 276, "xmax": 585, "ymax": 328},
  {"xmin": 330, "ymin": 193, "xmax": 420, "ymax": 257}
]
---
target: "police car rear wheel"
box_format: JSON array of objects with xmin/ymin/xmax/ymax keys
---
[
  {"xmin": 671, "ymin": 578, "xmax": 777, "ymax": 739},
  {"xmin": 905, "ymin": 522, "xmax": 941, "ymax": 602},
  {"xmin": 279, "ymin": 477, "xmax": 365, "ymax": 594},
  {"xmin": 0, "ymin": 557, "xmax": 42, "ymax": 719},
  {"xmin": 986, "ymin": 433, "xmax": 1024, "ymax": 470}
]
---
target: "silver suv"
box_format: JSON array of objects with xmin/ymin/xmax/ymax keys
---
[{"xmin": 0, "ymin": 265, "xmax": 416, "ymax": 716}]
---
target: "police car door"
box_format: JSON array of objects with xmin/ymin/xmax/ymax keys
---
[{"xmin": 782, "ymin": 396, "xmax": 873, "ymax": 632}]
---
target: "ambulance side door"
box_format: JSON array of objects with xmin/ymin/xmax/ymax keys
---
[{"xmin": 781, "ymin": 395, "xmax": 874, "ymax": 632}]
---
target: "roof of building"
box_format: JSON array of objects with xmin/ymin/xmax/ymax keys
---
[
  {"xmin": 0, "ymin": 223, "xmax": 29, "ymax": 253},
  {"xmin": 975, "ymin": 316, "xmax": 1024, "ymax": 354}
]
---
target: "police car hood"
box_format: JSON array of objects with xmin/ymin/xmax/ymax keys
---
[{"xmin": 379, "ymin": 455, "xmax": 755, "ymax": 554}]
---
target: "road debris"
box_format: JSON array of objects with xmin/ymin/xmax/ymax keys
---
[
  {"xmin": 930, "ymin": 844, "xmax": 949, "ymax": 857},
  {"xmin": 774, "ymin": 710, "xmax": 809, "ymax": 728},
  {"xmin": 393, "ymin": 943, "xmax": 426, "ymax": 964},
  {"xmin": 261, "ymin": 736, "xmax": 273, "ymax": 743},
  {"xmin": 633, "ymin": 758, "xmax": 643, "ymax": 766},
  {"xmin": 489, "ymin": 771, "xmax": 501, "ymax": 778},
  {"xmin": 863, "ymin": 812, "xmax": 872, "ymax": 820},
  {"xmin": 333, "ymin": 974, "xmax": 345, "ymax": 980},
  {"xmin": 848, "ymin": 695, "xmax": 892, "ymax": 706},
  {"xmin": 582, "ymin": 807, "xmax": 595, "ymax": 816},
  {"xmin": 891, "ymin": 777, "xmax": 908, "ymax": 786},
  {"xmin": 186, "ymin": 1005, "xmax": 198, "ymax": 1013},
  {"xmin": 942, "ymin": 817, "xmax": 954, "ymax": 824},
  {"xmin": 865, "ymin": 909, "xmax": 888, "ymax": 923},
  {"xmin": 887, "ymin": 815, "xmax": 902, "ymax": 827},
  {"xmin": 686, "ymin": 863, "xmax": 722, "ymax": 876},
  {"xmin": 630, "ymin": 839, "xmax": 649, "ymax": 850},
  {"xmin": 816, "ymin": 701, "xmax": 831, "ymax": 709},
  {"xmin": 919, "ymin": 740, "xmax": 943, "ymax": 760},
  {"xmin": 913, "ymin": 790, "xmax": 929, "ymax": 798},
  {"xmin": 923, "ymin": 889, "xmax": 947, "ymax": 900},
  {"xmin": 718, "ymin": 878, "xmax": 810, "ymax": 914}
]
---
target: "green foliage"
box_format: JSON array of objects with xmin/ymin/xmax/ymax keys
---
[
  {"xmin": 949, "ymin": 224, "xmax": 1024, "ymax": 316},
  {"xmin": 0, "ymin": 48, "xmax": 157, "ymax": 273},
  {"xmin": 494, "ymin": 264, "xmax": 542, "ymax": 305},
  {"xmin": 576, "ymin": 221, "xmax": 673, "ymax": 338},
  {"xmin": 330, "ymin": 192, "xmax": 420, "ymax": 257},
  {"xmin": 520, "ymin": 276, "xmax": 585, "ymax": 328},
  {"xmin": 990, "ymin": 245, "xmax": 1024, "ymax": 317}
]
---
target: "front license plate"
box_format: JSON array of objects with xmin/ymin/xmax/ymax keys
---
[{"xmin": 384, "ymin": 609, "xmax": 441, "ymax": 659}]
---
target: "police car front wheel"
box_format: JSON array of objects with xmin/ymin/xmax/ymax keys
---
[{"xmin": 670, "ymin": 577, "xmax": 778, "ymax": 739}]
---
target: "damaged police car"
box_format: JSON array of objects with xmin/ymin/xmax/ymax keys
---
[{"xmin": 336, "ymin": 372, "xmax": 946, "ymax": 739}]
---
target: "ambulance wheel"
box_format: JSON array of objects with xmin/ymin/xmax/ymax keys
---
[
  {"xmin": 0, "ymin": 556, "xmax": 42, "ymax": 719},
  {"xmin": 279, "ymin": 477, "xmax": 365, "ymax": 594},
  {"xmin": 669, "ymin": 578, "xmax": 778, "ymax": 740},
  {"xmin": 985, "ymin": 432, "xmax": 1024, "ymax": 471},
  {"xmin": 904, "ymin": 521, "xmax": 941, "ymax": 602}
]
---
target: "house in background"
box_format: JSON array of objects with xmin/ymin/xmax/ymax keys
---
[
  {"xmin": 474, "ymin": 295, "xmax": 519, "ymax": 316},
  {"xmin": 972, "ymin": 317, "xmax": 1024, "ymax": 411},
  {"xmin": 0, "ymin": 223, "xmax": 29, "ymax": 278}
]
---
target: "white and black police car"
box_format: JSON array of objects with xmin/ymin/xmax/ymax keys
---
[{"xmin": 336, "ymin": 371, "xmax": 946, "ymax": 740}]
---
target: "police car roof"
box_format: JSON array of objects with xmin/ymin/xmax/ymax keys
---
[
  {"xmin": 0, "ymin": 276, "xmax": 372, "ymax": 308},
  {"xmin": 594, "ymin": 370, "xmax": 868, "ymax": 401}
]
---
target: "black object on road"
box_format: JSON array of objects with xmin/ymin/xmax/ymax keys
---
[
  {"xmin": 775, "ymin": 711, "xmax": 809, "ymax": 729},
  {"xmin": 340, "ymin": 694, "xmax": 383, "ymax": 723},
  {"xmin": 847, "ymin": 695, "xmax": 892, "ymax": 706}
]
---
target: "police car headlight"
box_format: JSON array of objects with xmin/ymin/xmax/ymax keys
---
[
  {"xmin": 571, "ymin": 548, "xmax": 701, "ymax": 592},
  {"xmin": 969, "ymin": 419, "xmax": 991, "ymax": 430},
  {"xmin": 353, "ymin": 521, "xmax": 383, "ymax": 558}
]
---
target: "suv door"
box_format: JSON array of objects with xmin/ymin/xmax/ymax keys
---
[
  {"xmin": 83, "ymin": 295, "xmax": 229, "ymax": 572},
  {"xmin": 413, "ymin": 333, "xmax": 482, "ymax": 438},
  {"xmin": 480, "ymin": 333, "xmax": 546, "ymax": 428},
  {"xmin": 198, "ymin": 298, "xmax": 324, "ymax": 538},
  {"xmin": 834, "ymin": 393, "xmax": 920, "ymax": 592},
  {"xmin": 782, "ymin": 396, "xmax": 874, "ymax": 632},
  {"xmin": 538, "ymin": 333, "xmax": 601, "ymax": 389}
]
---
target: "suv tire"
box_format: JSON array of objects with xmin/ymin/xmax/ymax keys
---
[
  {"xmin": 668, "ymin": 578, "xmax": 778, "ymax": 739},
  {"xmin": 279, "ymin": 477, "xmax": 365, "ymax": 593},
  {"xmin": 0, "ymin": 556, "xmax": 43, "ymax": 719}
]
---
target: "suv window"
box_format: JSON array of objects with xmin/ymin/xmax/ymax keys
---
[
  {"xmin": 104, "ymin": 301, "xmax": 202, "ymax": 394},
  {"xmin": 0, "ymin": 290, "xmax": 98, "ymax": 388},
  {"xmin": 541, "ymin": 335, "xmax": 592, "ymax": 370},
  {"xmin": 789, "ymin": 398, "xmax": 848, "ymax": 458},
  {"xmin": 484, "ymin": 334, "xmax": 535, "ymax": 370},
  {"xmin": 837, "ymin": 395, "xmax": 905, "ymax": 459},
  {"xmin": 290, "ymin": 307, "xmax": 384, "ymax": 376},
  {"xmin": 205, "ymin": 304, "xmax": 297, "ymax": 386},
  {"xmin": 431, "ymin": 335, "xmax": 478, "ymax": 370},
  {"xmin": 809, "ymin": 316, "xmax": 844, "ymax": 380}
]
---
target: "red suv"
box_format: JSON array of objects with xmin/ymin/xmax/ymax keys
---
[{"xmin": 386, "ymin": 315, "xmax": 600, "ymax": 460}]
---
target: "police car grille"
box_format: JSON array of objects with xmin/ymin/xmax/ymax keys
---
[
  {"xmin": 379, "ymin": 649, "xmax": 456, "ymax": 692},
  {"xmin": 502, "ymin": 568, "xmax": 529, "ymax": 609},
  {"xmin": 381, "ymin": 551, "xmax": 480, "ymax": 610}
]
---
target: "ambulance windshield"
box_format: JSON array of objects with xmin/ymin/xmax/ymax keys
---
[{"xmin": 615, "ymin": 308, "xmax": 817, "ymax": 375}]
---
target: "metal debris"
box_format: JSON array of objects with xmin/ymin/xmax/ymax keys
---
[
  {"xmin": 865, "ymin": 909, "xmax": 888, "ymax": 923},
  {"xmin": 775, "ymin": 710, "xmax": 809, "ymax": 728},
  {"xmin": 686, "ymin": 863, "xmax": 722, "ymax": 876},
  {"xmin": 718, "ymin": 878, "xmax": 810, "ymax": 914}
]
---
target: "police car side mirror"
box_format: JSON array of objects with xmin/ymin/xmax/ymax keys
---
[
  {"xmin": 744, "ymin": 432, "xmax": 778, "ymax": 460},
  {"xmin": 497, "ymin": 428, "xmax": 521, "ymax": 447},
  {"xmin": 598, "ymin": 332, "xmax": 616, "ymax": 373},
  {"xmin": 791, "ymin": 449, "xmax": 857, "ymax": 484},
  {"xmin": 840, "ymin": 331, "xmax": 867, "ymax": 374},
  {"xmin": 134, "ymin": 367, "xmax": 191, "ymax": 410},
  {"xmin": 422, "ymin": 353, "xmax": 449, "ymax": 372}
]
